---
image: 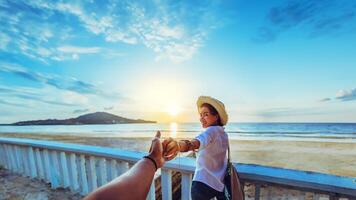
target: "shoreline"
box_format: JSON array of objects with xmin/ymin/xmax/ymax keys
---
[{"xmin": 0, "ymin": 132, "xmax": 355, "ymax": 177}]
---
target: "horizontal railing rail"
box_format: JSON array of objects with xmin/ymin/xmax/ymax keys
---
[{"xmin": 0, "ymin": 137, "xmax": 355, "ymax": 200}]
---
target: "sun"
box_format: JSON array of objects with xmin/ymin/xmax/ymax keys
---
[{"xmin": 167, "ymin": 104, "xmax": 181, "ymax": 116}]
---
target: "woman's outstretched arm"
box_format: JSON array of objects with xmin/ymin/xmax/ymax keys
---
[{"xmin": 163, "ymin": 138, "xmax": 200, "ymax": 159}]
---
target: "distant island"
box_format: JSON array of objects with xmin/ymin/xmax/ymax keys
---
[{"xmin": 11, "ymin": 112, "xmax": 156, "ymax": 126}]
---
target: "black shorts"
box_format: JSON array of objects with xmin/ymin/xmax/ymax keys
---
[{"xmin": 191, "ymin": 181, "xmax": 227, "ymax": 200}]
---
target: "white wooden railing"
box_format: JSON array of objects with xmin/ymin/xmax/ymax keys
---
[{"xmin": 0, "ymin": 138, "xmax": 355, "ymax": 200}]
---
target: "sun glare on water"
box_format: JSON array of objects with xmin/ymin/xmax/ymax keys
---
[{"xmin": 170, "ymin": 122, "xmax": 178, "ymax": 138}]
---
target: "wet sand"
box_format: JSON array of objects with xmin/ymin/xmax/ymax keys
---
[{"xmin": 0, "ymin": 132, "xmax": 355, "ymax": 177}]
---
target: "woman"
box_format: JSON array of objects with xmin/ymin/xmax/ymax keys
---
[{"xmin": 164, "ymin": 96, "xmax": 229, "ymax": 200}]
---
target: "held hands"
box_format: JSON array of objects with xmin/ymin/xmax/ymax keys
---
[
  {"xmin": 162, "ymin": 137, "xmax": 180, "ymax": 161},
  {"xmin": 147, "ymin": 132, "xmax": 180, "ymax": 169}
]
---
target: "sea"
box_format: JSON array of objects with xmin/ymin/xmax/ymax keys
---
[{"xmin": 1, "ymin": 122, "xmax": 356, "ymax": 142}]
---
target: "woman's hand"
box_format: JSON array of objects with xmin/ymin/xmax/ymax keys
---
[
  {"xmin": 162, "ymin": 137, "xmax": 179, "ymax": 161},
  {"xmin": 148, "ymin": 131, "xmax": 165, "ymax": 168}
]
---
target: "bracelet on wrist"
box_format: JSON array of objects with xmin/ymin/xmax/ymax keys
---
[
  {"xmin": 143, "ymin": 155, "xmax": 158, "ymax": 171},
  {"xmin": 180, "ymin": 140, "xmax": 193, "ymax": 152}
]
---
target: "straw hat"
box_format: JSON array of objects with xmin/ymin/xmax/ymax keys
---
[{"xmin": 197, "ymin": 96, "xmax": 228, "ymax": 126}]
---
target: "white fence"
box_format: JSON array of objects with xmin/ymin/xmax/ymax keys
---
[{"xmin": 0, "ymin": 138, "xmax": 355, "ymax": 200}]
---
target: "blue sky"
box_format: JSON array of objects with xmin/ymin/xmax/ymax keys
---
[{"xmin": 0, "ymin": 0, "xmax": 356, "ymax": 123}]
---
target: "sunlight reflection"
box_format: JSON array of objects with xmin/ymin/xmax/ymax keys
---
[{"xmin": 170, "ymin": 122, "xmax": 178, "ymax": 138}]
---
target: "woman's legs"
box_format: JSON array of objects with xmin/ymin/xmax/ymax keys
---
[{"xmin": 191, "ymin": 181, "xmax": 226, "ymax": 200}]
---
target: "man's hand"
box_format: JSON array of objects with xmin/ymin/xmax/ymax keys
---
[
  {"xmin": 162, "ymin": 137, "xmax": 179, "ymax": 161},
  {"xmin": 148, "ymin": 131, "xmax": 165, "ymax": 168}
]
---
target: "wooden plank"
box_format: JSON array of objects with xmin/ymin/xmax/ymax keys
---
[
  {"xmin": 28, "ymin": 147, "xmax": 37, "ymax": 178},
  {"xmin": 146, "ymin": 180, "xmax": 156, "ymax": 200},
  {"xmin": 79, "ymin": 154, "xmax": 89, "ymax": 195},
  {"xmin": 161, "ymin": 169, "xmax": 172, "ymax": 200},
  {"xmin": 181, "ymin": 172, "xmax": 192, "ymax": 200},
  {"xmin": 69, "ymin": 153, "xmax": 79, "ymax": 191},
  {"xmin": 35, "ymin": 148, "xmax": 45, "ymax": 179},
  {"xmin": 60, "ymin": 152, "xmax": 70, "ymax": 188},
  {"xmin": 98, "ymin": 158, "xmax": 108, "ymax": 186},
  {"xmin": 88, "ymin": 156, "xmax": 98, "ymax": 191}
]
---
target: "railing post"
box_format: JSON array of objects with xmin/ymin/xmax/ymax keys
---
[
  {"xmin": 329, "ymin": 194, "xmax": 339, "ymax": 200},
  {"xmin": 98, "ymin": 158, "xmax": 108, "ymax": 186},
  {"xmin": 10, "ymin": 145, "xmax": 19, "ymax": 172},
  {"xmin": 14, "ymin": 146, "xmax": 23, "ymax": 173},
  {"xmin": 43, "ymin": 149, "xmax": 51, "ymax": 182},
  {"xmin": 313, "ymin": 194, "xmax": 320, "ymax": 200},
  {"xmin": 50, "ymin": 150, "xmax": 60, "ymax": 188},
  {"xmin": 0, "ymin": 144, "xmax": 5, "ymax": 168},
  {"xmin": 117, "ymin": 161, "xmax": 128, "ymax": 175},
  {"xmin": 146, "ymin": 179, "xmax": 156, "ymax": 200},
  {"xmin": 4, "ymin": 144, "xmax": 13, "ymax": 170},
  {"xmin": 79, "ymin": 154, "xmax": 89, "ymax": 195},
  {"xmin": 9, "ymin": 145, "xmax": 18, "ymax": 172},
  {"xmin": 181, "ymin": 172, "xmax": 192, "ymax": 200},
  {"xmin": 60, "ymin": 152, "xmax": 70, "ymax": 188},
  {"xmin": 20, "ymin": 146, "xmax": 30, "ymax": 176},
  {"xmin": 255, "ymin": 183, "xmax": 261, "ymax": 200},
  {"xmin": 35, "ymin": 148, "xmax": 45, "ymax": 179},
  {"xmin": 69, "ymin": 153, "xmax": 79, "ymax": 191},
  {"xmin": 298, "ymin": 191, "xmax": 306, "ymax": 200},
  {"xmin": 28, "ymin": 147, "xmax": 37, "ymax": 178},
  {"xmin": 88, "ymin": 156, "xmax": 98, "ymax": 191},
  {"xmin": 109, "ymin": 159, "xmax": 118, "ymax": 181},
  {"xmin": 161, "ymin": 169, "xmax": 172, "ymax": 200}
]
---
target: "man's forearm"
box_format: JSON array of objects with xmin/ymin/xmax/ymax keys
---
[{"xmin": 84, "ymin": 158, "xmax": 156, "ymax": 200}]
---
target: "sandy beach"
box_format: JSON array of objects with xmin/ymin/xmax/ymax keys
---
[{"xmin": 0, "ymin": 132, "xmax": 355, "ymax": 178}]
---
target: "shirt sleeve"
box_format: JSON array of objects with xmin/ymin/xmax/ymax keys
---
[{"xmin": 195, "ymin": 127, "xmax": 217, "ymax": 150}]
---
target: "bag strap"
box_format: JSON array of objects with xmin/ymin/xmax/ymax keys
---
[{"xmin": 227, "ymin": 136, "xmax": 231, "ymax": 164}]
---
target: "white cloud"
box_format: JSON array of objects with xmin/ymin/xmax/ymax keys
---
[
  {"xmin": 1, "ymin": 0, "xmax": 223, "ymax": 63},
  {"xmin": 57, "ymin": 45, "xmax": 101, "ymax": 54},
  {"xmin": 72, "ymin": 54, "xmax": 79, "ymax": 60},
  {"xmin": 61, "ymin": 91, "xmax": 89, "ymax": 105},
  {"xmin": 37, "ymin": 47, "xmax": 52, "ymax": 57},
  {"xmin": 0, "ymin": 32, "xmax": 10, "ymax": 50},
  {"xmin": 336, "ymin": 88, "xmax": 356, "ymax": 101}
]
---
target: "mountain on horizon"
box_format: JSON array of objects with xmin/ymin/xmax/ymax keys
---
[{"xmin": 11, "ymin": 112, "xmax": 156, "ymax": 126}]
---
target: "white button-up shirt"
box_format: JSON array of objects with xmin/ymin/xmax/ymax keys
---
[{"xmin": 193, "ymin": 126, "xmax": 228, "ymax": 192}]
